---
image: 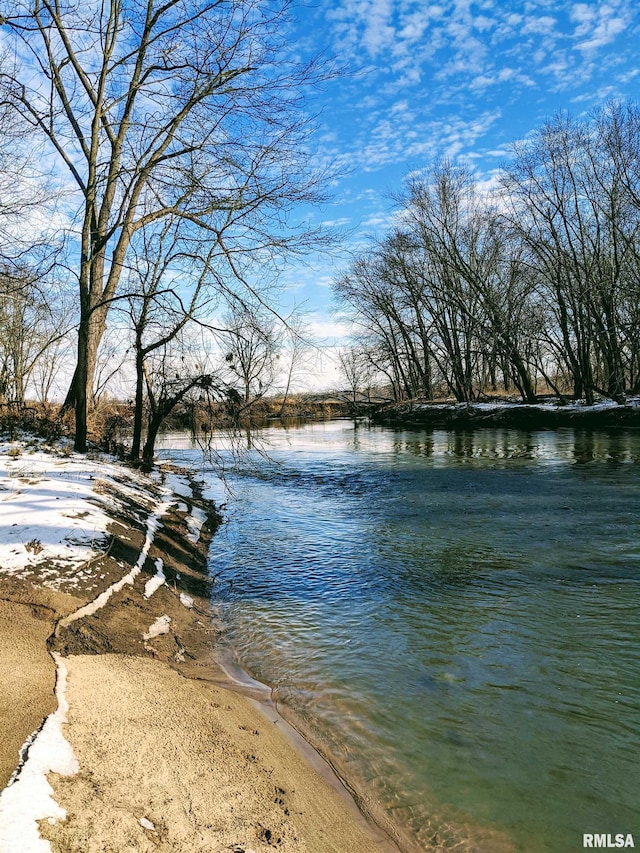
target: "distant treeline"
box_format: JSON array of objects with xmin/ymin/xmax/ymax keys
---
[{"xmin": 334, "ymin": 102, "xmax": 640, "ymax": 405}]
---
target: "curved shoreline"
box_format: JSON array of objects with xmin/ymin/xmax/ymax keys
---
[
  {"xmin": 212, "ymin": 644, "xmax": 417, "ymax": 853},
  {"xmin": 214, "ymin": 649, "xmax": 405, "ymax": 852},
  {"xmin": 0, "ymin": 445, "xmax": 395, "ymax": 852}
]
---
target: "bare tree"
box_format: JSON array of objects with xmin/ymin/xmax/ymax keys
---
[
  {"xmin": 0, "ymin": 267, "xmax": 73, "ymax": 405},
  {"xmin": 122, "ymin": 219, "xmax": 222, "ymax": 460},
  {"xmin": 218, "ymin": 299, "xmax": 280, "ymax": 403},
  {"xmin": 0, "ymin": 0, "xmax": 334, "ymax": 450},
  {"xmin": 501, "ymin": 108, "xmax": 640, "ymax": 402},
  {"xmin": 397, "ymin": 162, "xmax": 540, "ymax": 402},
  {"xmin": 338, "ymin": 347, "xmax": 375, "ymax": 411},
  {"xmin": 335, "ymin": 105, "xmax": 640, "ymax": 407},
  {"xmin": 276, "ymin": 310, "xmax": 313, "ymax": 415},
  {"xmin": 590, "ymin": 101, "xmax": 640, "ymax": 394},
  {"xmin": 139, "ymin": 338, "xmax": 223, "ymax": 470},
  {"xmin": 30, "ymin": 335, "xmax": 74, "ymax": 407},
  {"xmin": 335, "ymin": 249, "xmax": 427, "ymax": 402},
  {"xmin": 0, "ymin": 73, "xmax": 55, "ymax": 264}
]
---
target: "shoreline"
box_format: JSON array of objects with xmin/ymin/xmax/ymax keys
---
[
  {"xmin": 211, "ymin": 647, "xmax": 420, "ymax": 853},
  {"xmin": 0, "ymin": 443, "xmax": 398, "ymax": 852},
  {"xmin": 371, "ymin": 398, "xmax": 640, "ymax": 430}
]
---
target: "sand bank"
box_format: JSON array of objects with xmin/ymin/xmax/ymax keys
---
[
  {"xmin": 0, "ymin": 582, "xmax": 84, "ymax": 790},
  {"xmin": 0, "ymin": 446, "xmax": 395, "ymax": 852},
  {"xmin": 40, "ymin": 653, "xmax": 390, "ymax": 853},
  {"xmin": 0, "ymin": 596, "xmax": 56, "ymax": 788}
]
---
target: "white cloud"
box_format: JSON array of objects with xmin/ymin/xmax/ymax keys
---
[
  {"xmin": 469, "ymin": 66, "xmax": 535, "ymax": 92},
  {"xmin": 315, "ymin": 275, "xmax": 336, "ymax": 289},
  {"xmin": 572, "ymin": 1, "xmax": 630, "ymax": 53},
  {"xmin": 307, "ymin": 315, "xmax": 354, "ymax": 344},
  {"xmin": 619, "ymin": 68, "xmax": 640, "ymax": 83},
  {"xmin": 521, "ymin": 15, "xmax": 558, "ymax": 35},
  {"xmin": 360, "ymin": 212, "xmax": 391, "ymax": 228},
  {"xmin": 320, "ymin": 217, "xmax": 352, "ymax": 227},
  {"xmin": 362, "ymin": 0, "xmax": 396, "ymax": 57},
  {"xmin": 571, "ymin": 3, "xmax": 597, "ymax": 35}
]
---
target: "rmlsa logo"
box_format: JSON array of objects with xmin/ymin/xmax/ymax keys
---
[{"xmin": 583, "ymin": 835, "xmax": 635, "ymax": 848}]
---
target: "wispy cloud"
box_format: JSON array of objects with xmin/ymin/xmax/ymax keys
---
[
  {"xmin": 316, "ymin": 0, "xmax": 640, "ymax": 189},
  {"xmin": 521, "ymin": 15, "xmax": 558, "ymax": 36},
  {"xmin": 276, "ymin": 0, "xmax": 640, "ymax": 368},
  {"xmin": 324, "ymin": 0, "xmax": 638, "ymax": 96},
  {"xmin": 571, "ymin": 1, "xmax": 630, "ymax": 53}
]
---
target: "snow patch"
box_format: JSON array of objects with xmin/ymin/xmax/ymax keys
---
[
  {"xmin": 0, "ymin": 653, "xmax": 78, "ymax": 852},
  {"xmin": 0, "ymin": 445, "xmax": 112, "ymax": 580},
  {"xmin": 201, "ymin": 475, "xmax": 227, "ymax": 505},
  {"xmin": 60, "ymin": 497, "xmax": 173, "ymax": 627},
  {"xmin": 186, "ymin": 507, "xmax": 207, "ymax": 544},
  {"xmin": 161, "ymin": 471, "xmax": 193, "ymax": 498},
  {"xmin": 143, "ymin": 615, "xmax": 171, "ymax": 641},
  {"xmin": 179, "ymin": 593, "xmax": 194, "ymax": 609},
  {"xmin": 143, "ymin": 558, "xmax": 165, "ymax": 599}
]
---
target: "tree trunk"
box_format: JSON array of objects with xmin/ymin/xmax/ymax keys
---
[
  {"xmin": 130, "ymin": 344, "xmax": 145, "ymax": 461},
  {"xmin": 141, "ymin": 411, "xmax": 163, "ymax": 471},
  {"xmin": 510, "ymin": 349, "xmax": 536, "ymax": 402},
  {"xmin": 73, "ymin": 318, "xmax": 89, "ymax": 453},
  {"xmin": 65, "ymin": 302, "xmax": 109, "ymax": 450}
]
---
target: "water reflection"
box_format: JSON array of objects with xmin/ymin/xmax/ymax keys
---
[
  {"xmin": 187, "ymin": 419, "xmax": 640, "ymax": 468},
  {"xmin": 387, "ymin": 427, "xmax": 640, "ymax": 466},
  {"xmin": 159, "ymin": 423, "xmax": 640, "ymax": 853}
]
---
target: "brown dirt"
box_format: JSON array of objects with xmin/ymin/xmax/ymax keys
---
[{"xmin": 0, "ymin": 579, "xmax": 82, "ymax": 788}]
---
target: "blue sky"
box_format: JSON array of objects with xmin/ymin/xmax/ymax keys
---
[{"xmin": 281, "ymin": 0, "xmax": 640, "ymax": 382}]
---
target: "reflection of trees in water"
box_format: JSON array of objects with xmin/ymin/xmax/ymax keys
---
[
  {"xmin": 188, "ymin": 422, "xmax": 640, "ymax": 853},
  {"xmin": 392, "ymin": 427, "xmax": 640, "ymax": 465}
]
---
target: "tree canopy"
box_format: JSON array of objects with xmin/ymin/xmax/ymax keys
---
[
  {"xmin": 0, "ymin": 0, "xmax": 333, "ymax": 450},
  {"xmin": 335, "ymin": 103, "xmax": 640, "ymax": 406}
]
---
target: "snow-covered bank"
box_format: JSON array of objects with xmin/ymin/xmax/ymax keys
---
[
  {"xmin": 58, "ymin": 495, "xmax": 174, "ymax": 628},
  {"xmin": 0, "ymin": 435, "xmax": 221, "ymax": 851},
  {"xmin": 372, "ymin": 398, "xmax": 640, "ymax": 429},
  {"xmin": 0, "ymin": 438, "xmax": 173, "ymax": 593}
]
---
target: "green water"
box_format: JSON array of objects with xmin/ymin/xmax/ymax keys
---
[{"xmin": 164, "ymin": 424, "xmax": 640, "ymax": 852}]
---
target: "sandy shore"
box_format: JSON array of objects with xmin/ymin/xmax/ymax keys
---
[
  {"xmin": 40, "ymin": 654, "xmax": 390, "ymax": 853},
  {"xmin": 0, "ymin": 450, "xmax": 397, "ymax": 853},
  {"xmin": 0, "ymin": 595, "xmax": 57, "ymax": 787}
]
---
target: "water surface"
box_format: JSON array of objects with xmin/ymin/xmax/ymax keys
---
[{"xmin": 161, "ymin": 423, "xmax": 640, "ymax": 852}]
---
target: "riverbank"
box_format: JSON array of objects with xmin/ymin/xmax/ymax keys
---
[
  {"xmin": 0, "ymin": 438, "xmax": 395, "ymax": 853},
  {"xmin": 371, "ymin": 397, "xmax": 640, "ymax": 429}
]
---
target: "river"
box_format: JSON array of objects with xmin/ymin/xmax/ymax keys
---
[{"xmin": 159, "ymin": 421, "xmax": 640, "ymax": 853}]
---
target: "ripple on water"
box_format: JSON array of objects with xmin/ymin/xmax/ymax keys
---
[{"xmin": 160, "ymin": 424, "xmax": 640, "ymax": 853}]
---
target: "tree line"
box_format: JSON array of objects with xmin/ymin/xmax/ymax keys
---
[
  {"xmin": 334, "ymin": 102, "xmax": 640, "ymax": 406},
  {"xmin": 0, "ymin": 0, "xmax": 325, "ymax": 463}
]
